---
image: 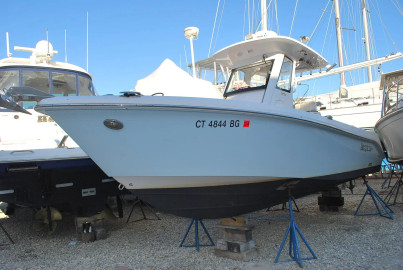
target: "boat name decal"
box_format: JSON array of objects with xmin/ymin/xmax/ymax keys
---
[
  {"xmin": 195, "ymin": 120, "xmax": 250, "ymax": 128},
  {"xmin": 360, "ymin": 143, "xmax": 373, "ymax": 152}
]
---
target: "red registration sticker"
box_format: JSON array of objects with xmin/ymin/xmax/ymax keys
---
[{"xmin": 243, "ymin": 120, "xmax": 250, "ymax": 128}]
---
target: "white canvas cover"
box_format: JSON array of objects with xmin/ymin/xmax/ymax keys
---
[{"xmin": 134, "ymin": 59, "xmax": 222, "ymax": 99}]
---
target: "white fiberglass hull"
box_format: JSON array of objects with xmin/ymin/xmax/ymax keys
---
[
  {"xmin": 36, "ymin": 96, "xmax": 384, "ymax": 187},
  {"xmin": 35, "ymin": 95, "xmax": 384, "ymax": 218},
  {"xmin": 375, "ymin": 107, "xmax": 403, "ymax": 164}
]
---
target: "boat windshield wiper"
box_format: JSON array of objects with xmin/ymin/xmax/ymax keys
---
[{"xmin": 0, "ymin": 86, "xmax": 54, "ymax": 115}]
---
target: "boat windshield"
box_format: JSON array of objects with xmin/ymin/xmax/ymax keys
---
[
  {"xmin": 0, "ymin": 67, "xmax": 94, "ymax": 96},
  {"xmin": 224, "ymin": 60, "xmax": 273, "ymax": 97},
  {"xmin": 384, "ymin": 78, "xmax": 403, "ymax": 115}
]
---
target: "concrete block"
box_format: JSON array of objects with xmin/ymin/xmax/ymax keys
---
[
  {"xmin": 219, "ymin": 227, "xmax": 253, "ymax": 242},
  {"xmin": 227, "ymin": 240, "xmax": 256, "ymax": 253},
  {"xmin": 216, "ymin": 239, "xmax": 228, "ymax": 250},
  {"xmin": 214, "ymin": 247, "xmax": 258, "ymax": 261}
]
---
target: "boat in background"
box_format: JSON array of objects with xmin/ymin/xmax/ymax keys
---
[
  {"xmin": 192, "ymin": 0, "xmax": 403, "ymax": 131},
  {"xmin": 30, "ymin": 30, "xmax": 384, "ymax": 219},
  {"xmin": 293, "ymin": 0, "xmax": 403, "ymax": 131},
  {"xmin": 294, "ymin": 81, "xmax": 382, "ymax": 130},
  {"xmin": 375, "ymin": 70, "xmax": 403, "ymax": 165},
  {"xmin": 0, "ymin": 38, "xmax": 128, "ymax": 217}
]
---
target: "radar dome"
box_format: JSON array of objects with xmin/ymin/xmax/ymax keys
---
[
  {"xmin": 184, "ymin": 27, "xmax": 199, "ymax": 39},
  {"xmin": 35, "ymin": 40, "xmax": 55, "ymax": 58}
]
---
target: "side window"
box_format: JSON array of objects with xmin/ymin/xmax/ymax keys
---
[
  {"xmin": 277, "ymin": 57, "xmax": 293, "ymax": 92},
  {"xmin": 0, "ymin": 70, "xmax": 19, "ymax": 90},
  {"xmin": 78, "ymin": 75, "xmax": 94, "ymax": 96},
  {"xmin": 52, "ymin": 72, "xmax": 77, "ymax": 96},
  {"xmin": 22, "ymin": 70, "xmax": 50, "ymax": 93}
]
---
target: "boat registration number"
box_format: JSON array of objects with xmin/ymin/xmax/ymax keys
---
[{"xmin": 195, "ymin": 120, "xmax": 250, "ymax": 128}]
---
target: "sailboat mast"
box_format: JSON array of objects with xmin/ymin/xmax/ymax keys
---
[
  {"xmin": 361, "ymin": 0, "xmax": 373, "ymax": 82},
  {"xmin": 261, "ymin": 0, "xmax": 267, "ymax": 31},
  {"xmin": 334, "ymin": 0, "xmax": 346, "ymax": 87}
]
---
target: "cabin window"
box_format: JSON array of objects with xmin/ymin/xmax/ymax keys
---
[
  {"xmin": 52, "ymin": 72, "xmax": 77, "ymax": 96},
  {"xmin": 22, "ymin": 70, "xmax": 50, "ymax": 93},
  {"xmin": 224, "ymin": 61, "xmax": 273, "ymax": 97},
  {"xmin": 276, "ymin": 57, "xmax": 293, "ymax": 92},
  {"xmin": 78, "ymin": 75, "xmax": 94, "ymax": 96},
  {"xmin": 0, "ymin": 70, "xmax": 19, "ymax": 90},
  {"xmin": 385, "ymin": 81, "xmax": 403, "ymax": 114}
]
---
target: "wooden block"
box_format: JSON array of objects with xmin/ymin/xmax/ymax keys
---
[{"xmin": 220, "ymin": 217, "xmax": 247, "ymax": 227}]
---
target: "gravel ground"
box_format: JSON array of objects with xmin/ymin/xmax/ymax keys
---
[{"xmin": 0, "ymin": 178, "xmax": 402, "ymax": 270}]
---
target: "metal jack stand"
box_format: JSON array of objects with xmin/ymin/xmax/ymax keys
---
[
  {"xmin": 382, "ymin": 164, "xmax": 400, "ymax": 189},
  {"xmin": 384, "ymin": 168, "xmax": 403, "ymax": 206},
  {"xmin": 0, "ymin": 221, "xmax": 14, "ymax": 245},
  {"xmin": 179, "ymin": 218, "xmax": 215, "ymax": 251},
  {"xmin": 126, "ymin": 197, "xmax": 161, "ymax": 223},
  {"xmin": 275, "ymin": 189, "xmax": 317, "ymax": 267},
  {"xmin": 267, "ymin": 197, "xmax": 300, "ymax": 212},
  {"xmin": 355, "ymin": 178, "xmax": 394, "ymax": 220}
]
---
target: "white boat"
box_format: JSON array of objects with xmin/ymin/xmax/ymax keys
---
[
  {"xmin": 295, "ymin": 81, "xmax": 382, "ymax": 130},
  {"xmin": 375, "ymin": 70, "xmax": 403, "ymax": 165},
  {"xmin": 0, "ymin": 38, "xmax": 127, "ymax": 216},
  {"xmin": 29, "ymin": 31, "xmax": 384, "ymax": 219},
  {"xmin": 0, "ymin": 39, "xmax": 95, "ymax": 150}
]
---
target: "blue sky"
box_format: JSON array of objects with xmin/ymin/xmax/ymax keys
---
[{"xmin": 2, "ymin": 0, "xmax": 402, "ymax": 96}]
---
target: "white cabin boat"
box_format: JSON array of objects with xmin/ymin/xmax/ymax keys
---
[
  {"xmin": 0, "ymin": 40, "xmax": 127, "ymax": 216},
  {"xmin": 375, "ymin": 70, "xmax": 403, "ymax": 165},
  {"xmin": 30, "ymin": 31, "xmax": 384, "ymax": 219}
]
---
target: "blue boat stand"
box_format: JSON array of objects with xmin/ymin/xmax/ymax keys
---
[
  {"xmin": 275, "ymin": 197, "xmax": 317, "ymax": 267},
  {"xmin": 383, "ymin": 166, "xmax": 403, "ymax": 206},
  {"xmin": 354, "ymin": 178, "xmax": 394, "ymax": 220},
  {"xmin": 179, "ymin": 218, "xmax": 215, "ymax": 251}
]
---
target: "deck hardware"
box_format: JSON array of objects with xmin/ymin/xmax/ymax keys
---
[{"xmin": 120, "ymin": 91, "xmax": 142, "ymax": 97}]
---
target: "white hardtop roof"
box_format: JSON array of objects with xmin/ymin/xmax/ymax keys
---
[
  {"xmin": 213, "ymin": 33, "xmax": 328, "ymax": 72},
  {"xmin": 380, "ymin": 69, "xmax": 403, "ymax": 89},
  {"xmin": 0, "ymin": 57, "xmax": 91, "ymax": 78}
]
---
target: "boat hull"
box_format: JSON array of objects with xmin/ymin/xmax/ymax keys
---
[
  {"xmin": 375, "ymin": 107, "xmax": 403, "ymax": 164},
  {"xmin": 36, "ymin": 96, "xmax": 384, "ymax": 218},
  {"xmin": 130, "ymin": 166, "xmax": 379, "ymax": 219},
  {"xmin": 0, "ymin": 149, "xmax": 129, "ymax": 216}
]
